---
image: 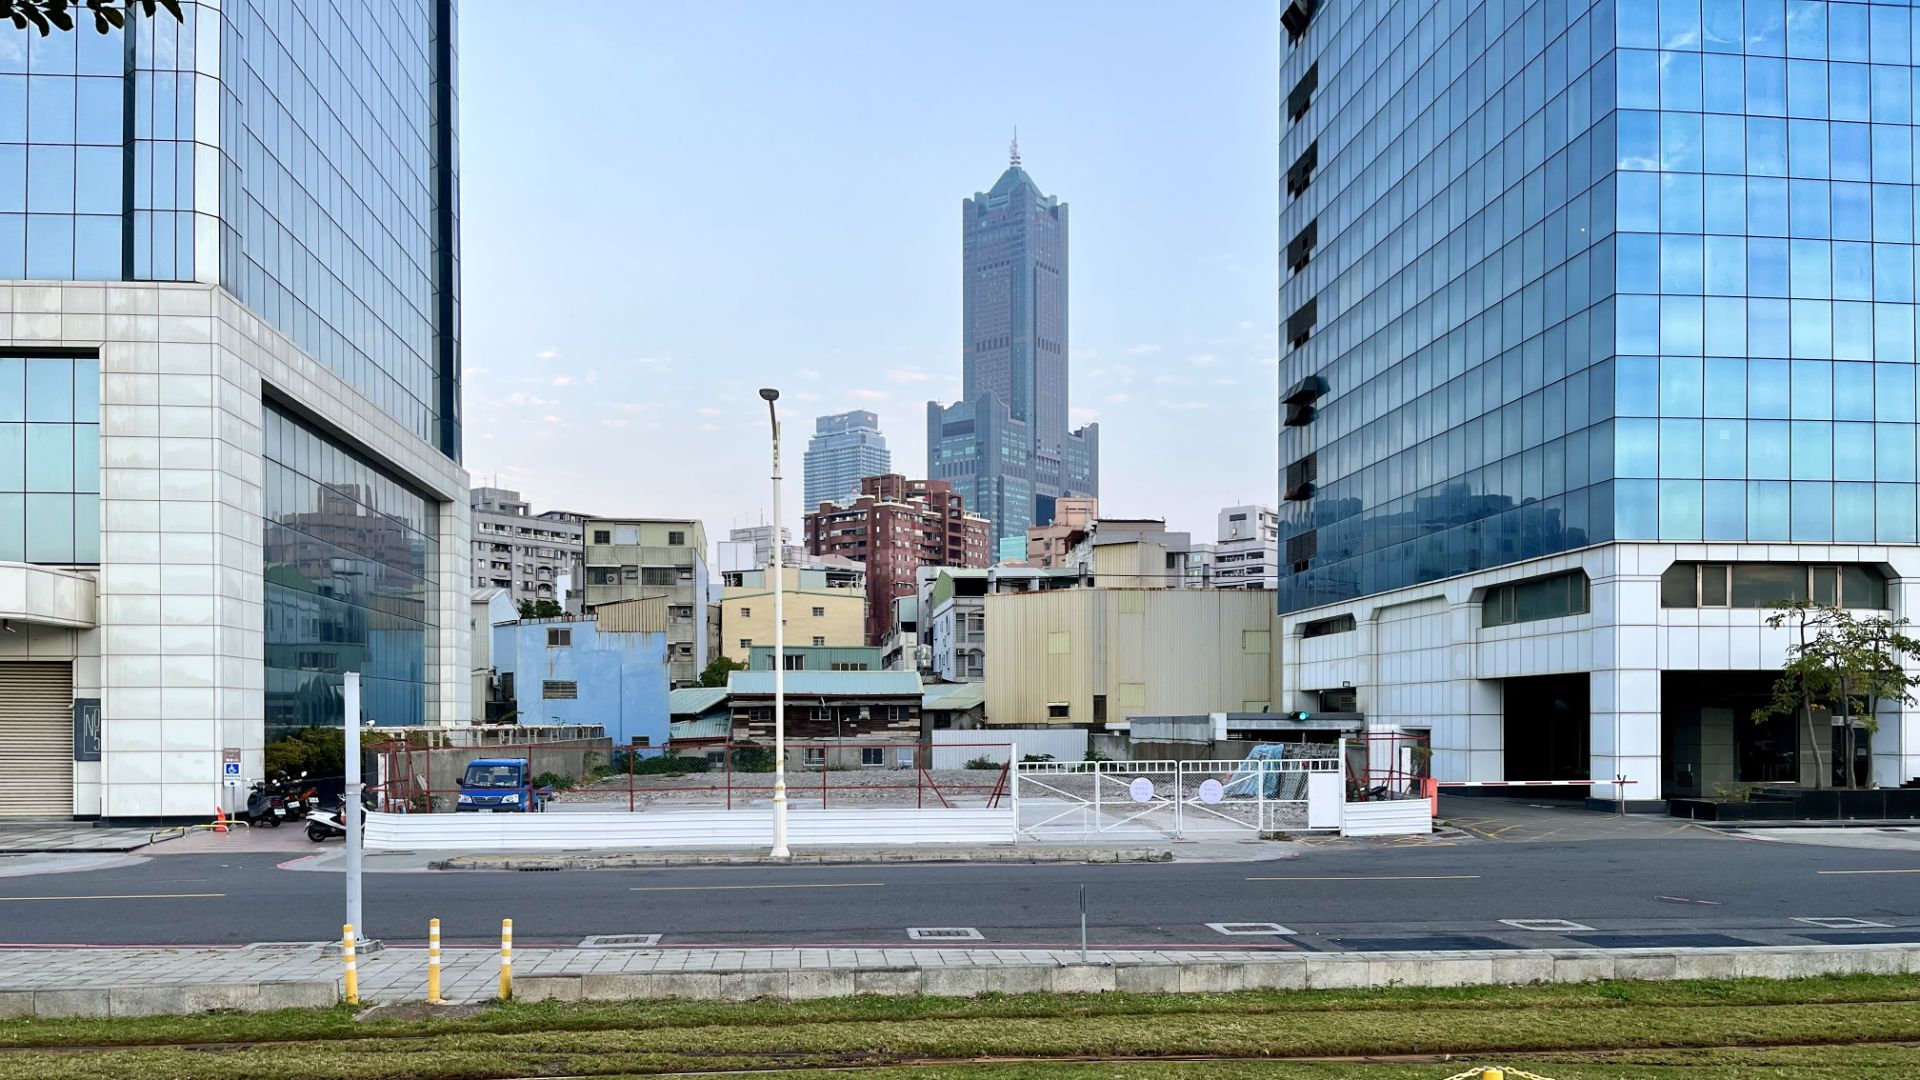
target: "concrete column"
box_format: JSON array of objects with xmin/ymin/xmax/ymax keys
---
[{"xmin": 1590, "ymin": 571, "xmax": 1662, "ymax": 807}]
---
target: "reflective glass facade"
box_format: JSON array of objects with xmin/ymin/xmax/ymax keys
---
[
  {"xmin": 263, "ymin": 402, "xmax": 434, "ymax": 738},
  {"xmin": 1, "ymin": 0, "xmax": 461, "ymax": 458},
  {"xmin": 0, "ymin": 355, "xmax": 99, "ymax": 564},
  {"xmin": 1277, "ymin": 0, "xmax": 1920, "ymax": 613}
]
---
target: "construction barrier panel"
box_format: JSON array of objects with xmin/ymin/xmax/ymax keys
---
[{"xmin": 362, "ymin": 807, "xmax": 1016, "ymax": 851}]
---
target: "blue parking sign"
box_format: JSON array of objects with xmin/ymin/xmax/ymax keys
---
[{"xmin": 224, "ymin": 761, "xmax": 241, "ymax": 777}]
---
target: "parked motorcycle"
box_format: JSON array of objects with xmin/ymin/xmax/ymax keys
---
[
  {"xmin": 306, "ymin": 791, "xmax": 374, "ymax": 843},
  {"xmin": 283, "ymin": 772, "xmax": 318, "ymax": 821},
  {"xmin": 243, "ymin": 778, "xmax": 288, "ymax": 827}
]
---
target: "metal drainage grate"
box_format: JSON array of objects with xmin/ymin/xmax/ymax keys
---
[
  {"xmin": 1793, "ymin": 917, "xmax": 1893, "ymax": 930},
  {"xmin": 579, "ymin": 934, "xmax": 663, "ymax": 949},
  {"xmin": 907, "ymin": 927, "xmax": 984, "ymax": 941},
  {"xmin": 244, "ymin": 941, "xmax": 331, "ymax": 950},
  {"xmin": 1499, "ymin": 919, "xmax": 1596, "ymax": 932},
  {"xmin": 1206, "ymin": 922, "xmax": 1297, "ymax": 936}
]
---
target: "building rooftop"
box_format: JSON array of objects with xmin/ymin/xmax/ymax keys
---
[
  {"xmin": 668, "ymin": 687, "xmax": 730, "ymax": 717},
  {"xmin": 727, "ymin": 671, "xmax": 925, "ymax": 697},
  {"xmin": 921, "ymin": 682, "xmax": 986, "ymax": 711}
]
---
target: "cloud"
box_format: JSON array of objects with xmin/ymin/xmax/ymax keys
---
[
  {"xmin": 1213, "ymin": 378, "xmax": 1239, "ymax": 386},
  {"xmin": 1161, "ymin": 401, "xmax": 1211, "ymax": 411},
  {"xmin": 1258, "ymin": 356, "xmax": 1279, "ymax": 366},
  {"xmin": 536, "ymin": 348, "xmax": 561, "ymax": 361},
  {"xmin": 797, "ymin": 367, "xmax": 822, "ymax": 380},
  {"xmin": 1238, "ymin": 320, "xmax": 1256, "ymax": 331},
  {"xmin": 551, "ymin": 376, "xmax": 575, "ymax": 386},
  {"xmin": 634, "ymin": 356, "xmax": 672, "ymax": 370},
  {"xmin": 542, "ymin": 414, "xmax": 562, "ymax": 422},
  {"xmin": 601, "ymin": 418, "xmax": 628, "ymax": 428},
  {"xmin": 1069, "ymin": 407, "xmax": 1099, "ymax": 426},
  {"xmin": 698, "ymin": 423, "xmax": 722, "ymax": 432},
  {"xmin": 697, "ymin": 407, "xmax": 724, "ymax": 417},
  {"xmin": 1104, "ymin": 392, "xmax": 1133, "ymax": 405},
  {"xmin": 506, "ymin": 391, "xmax": 556, "ymax": 406},
  {"xmin": 794, "ymin": 391, "xmax": 822, "ymax": 403},
  {"xmin": 1153, "ymin": 374, "xmax": 1187, "ymax": 385},
  {"xmin": 1125, "ymin": 343, "xmax": 1161, "ymax": 355},
  {"xmin": 885, "ymin": 366, "xmax": 938, "ymax": 384},
  {"xmin": 1186, "ymin": 353, "xmax": 1219, "ymax": 367},
  {"xmin": 847, "ymin": 388, "xmax": 890, "ymax": 401},
  {"xmin": 1069, "ymin": 347, "xmax": 1100, "ymax": 361},
  {"xmin": 467, "ymin": 366, "xmax": 489, "ymax": 377},
  {"xmin": 612, "ymin": 401, "xmax": 661, "ymax": 413}
]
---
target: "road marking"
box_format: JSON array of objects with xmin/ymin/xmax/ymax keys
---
[
  {"xmin": 1818, "ymin": 868, "xmax": 1920, "ymax": 875},
  {"xmin": 1246, "ymin": 874, "xmax": 1480, "ymax": 882},
  {"xmin": 1793, "ymin": 917, "xmax": 1893, "ymax": 929},
  {"xmin": 1207, "ymin": 922, "xmax": 1296, "ymax": 936},
  {"xmin": 0, "ymin": 893, "xmax": 225, "ymax": 902},
  {"xmin": 1500, "ymin": 918, "xmax": 1595, "ymax": 932},
  {"xmin": 629, "ymin": 882, "xmax": 885, "ymax": 892},
  {"xmin": 1656, "ymin": 895, "xmax": 1721, "ymax": 905}
]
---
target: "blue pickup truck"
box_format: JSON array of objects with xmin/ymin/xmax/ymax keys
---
[{"xmin": 454, "ymin": 758, "xmax": 552, "ymax": 812}]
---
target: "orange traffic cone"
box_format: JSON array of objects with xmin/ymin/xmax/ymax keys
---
[{"xmin": 213, "ymin": 804, "xmax": 228, "ymax": 834}]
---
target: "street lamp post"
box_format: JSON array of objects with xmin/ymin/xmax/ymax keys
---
[{"xmin": 760, "ymin": 387, "xmax": 791, "ymax": 858}]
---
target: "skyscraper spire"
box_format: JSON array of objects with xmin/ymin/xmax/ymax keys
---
[{"xmin": 1010, "ymin": 127, "xmax": 1020, "ymax": 168}]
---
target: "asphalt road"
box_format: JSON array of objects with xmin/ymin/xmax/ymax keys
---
[{"xmin": 4, "ymin": 833, "xmax": 1919, "ymax": 953}]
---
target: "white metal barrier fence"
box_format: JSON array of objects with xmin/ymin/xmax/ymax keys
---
[{"xmin": 1011, "ymin": 757, "xmax": 1342, "ymax": 841}]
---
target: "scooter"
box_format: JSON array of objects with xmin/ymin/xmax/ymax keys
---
[
  {"xmin": 306, "ymin": 792, "xmax": 374, "ymax": 843},
  {"xmin": 283, "ymin": 772, "xmax": 317, "ymax": 821},
  {"xmin": 243, "ymin": 778, "xmax": 288, "ymax": 827}
]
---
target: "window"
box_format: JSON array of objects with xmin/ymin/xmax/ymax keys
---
[
  {"xmin": 593, "ymin": 530, "xmax": 611, "ymax": 544},
  {"xmin": 785, "ymin": 654, "xmax": 804, "ymax": 670},
  {"xmin": 587, "ymin": 567, "xmax": 618, "ymax": 585},
  {"xmin": 860, "ymin": 747, "xmax": 884, "ymax": 767},
  {"xmin": 1663, "ymin": 564, "xmax": 1888, "ymax": 609},
  {"xmin": 739, "ymin": 638, "xmax": 752, "ymax": 649},
  {"xmin": 1301, "ymin": 614, "xmax": 1356, "ymax": 637},
  {"xmin": 803, "ymin": 747, "xmax": 825, "ymax": 767},
  {"xmin": 542, "ymin": 680, "xmax": 577, "ymax": 699},
  {"xmin": 668, "ymin": 530, "xmax": 685, "ymax": 546},
  {"xmin": 1242, "ymin": 630, "xmax": 1271, "ymax": 654},
  {"xmin": 622, "ymin": 566, "xmax": 638, "ymax": 582},
  {"xmin": 811, "ymin": 606, "xmax": 825, "ymax": 617},
  {"xmin": 1093, "ymin": 694, "xmax": 1107, "ymax": 723},
  {"xmin": 545, "ymin": 628, "xmax": 571, "ymax": 647},
  {"xmin": 739, "ymin": 606, "xmax": 752, "ymax": 617},
  {"xmin": 810, "ymin": 706, "xmax": 831, "ymax": 721},
  {"xmin": 1046, "ymin": 702, "xmax": 1070, "ymax": 720},
  {"xmin": 812, "ymin": 636, "xmax": 826, "ymax": 647},
  {"xmin": 1482, "ymin": 572, "xmax": 1591, "ymax": 628},
  {"xmin": 642, "ymin": 567, "xmax": 675, "ymax": 586}
]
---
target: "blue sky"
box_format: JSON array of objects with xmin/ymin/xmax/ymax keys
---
[{"xmin": 459, "ymin": 1, "xmax": 1280, "ymax": 545}]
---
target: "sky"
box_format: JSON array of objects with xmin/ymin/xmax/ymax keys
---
[{"xmin": 458, "ymin": 1, "xmax": 1281, "ymax": 548}]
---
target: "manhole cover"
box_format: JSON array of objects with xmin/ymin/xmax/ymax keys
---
[
  {"xmin": 1206, "ymin": 922, "xmax": 1296, "ymax": 936},
  {"xmin": 1499, "ymin": 919, "xmax": 1595, "ymax": 932},
  {"xmin": 579, "ymin": 934, "xmax": 663, "ymax": 948},
  {"xmin": 907, "ymin": 927, "xmax": 984, "ymax": 940}
]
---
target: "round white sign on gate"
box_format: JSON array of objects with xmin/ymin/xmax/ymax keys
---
[
  {"xmin": 1128, "ymin": 776, "xmax": 1155, "ymax": 803},
  {"xmin": 1198, "ymin": 778, "xmax": 1225, "ymax": 804}
]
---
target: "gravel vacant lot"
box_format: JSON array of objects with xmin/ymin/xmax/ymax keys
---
[{"xmin": 555, "ymin": 767, "xmax": 1008, "ymax": 808}]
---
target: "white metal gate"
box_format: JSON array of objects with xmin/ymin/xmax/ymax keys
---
[
  {"xmin": 0, "ymin": 662, "xmax": 73, "ymax": 819},
  {"xmin": 1012, "ymin": 756, "xmax": 1340, "ymax": 841}
]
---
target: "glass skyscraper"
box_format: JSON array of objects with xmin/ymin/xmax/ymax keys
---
[
  {"xmin": 1276, "ymin": 0, "xmax": 1920, "ymax": 805},
  {"xmin": 929, "ymin": 143, "xmax": 1098, "ymax": 548},
  {"xmin": 0, "ymin": 2, "xmax": 468, "ymax": 821},
  {"xmin": 803, "ymin": 410, "xmax": 891, "ymax": 509}
]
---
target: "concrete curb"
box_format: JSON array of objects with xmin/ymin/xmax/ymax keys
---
[
  {"xmin": 0, "ymin": 979, "xmax": 337, "ymax": 1019},
  {"xmin": 511, "ymin": 943, "xmax": 1920, "ymax": 1003},
  {"xmin": 429, "ymin": 848, "xmax": 1177, "ymax": 870}
]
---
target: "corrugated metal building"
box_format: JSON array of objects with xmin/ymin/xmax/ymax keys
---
[{"xmin": 985, "ymin": 589, "xmax": 1277, "ymax": 728}]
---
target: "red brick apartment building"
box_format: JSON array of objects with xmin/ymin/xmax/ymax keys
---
[{"xmin": 805, "ymin": 475, "xmax": 992, "ymax": 644}]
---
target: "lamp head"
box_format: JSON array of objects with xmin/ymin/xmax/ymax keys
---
[{"xmin": 758, "ymin": 387, "xmax": 780, "ymax": 402}]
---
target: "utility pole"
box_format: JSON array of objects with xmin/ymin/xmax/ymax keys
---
[{"xmin": 761, "ymin": 387, "xmax": 791, "ymax": 858}]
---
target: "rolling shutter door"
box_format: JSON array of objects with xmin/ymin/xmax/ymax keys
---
[{"xmin": 0, "ymin": 662, "xmax": 73, "ymax": 819}]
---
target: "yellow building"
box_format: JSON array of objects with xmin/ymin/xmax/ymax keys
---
[
  {"xmin": 719, "ymin": 566, "xmax": 866, "ymax": 664},
  {"xmin": 984, "ymin": 588, "xmax": 1277, "ymax": 727}
]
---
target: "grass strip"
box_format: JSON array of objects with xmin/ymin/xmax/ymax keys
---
[
  {"xmin": 0, "ymin": 986, "xmax": 1917, "ymax": 1079},
  {"xmin": 4, "ymin": 973, "xmax": 1920, "ymax": 1050}
]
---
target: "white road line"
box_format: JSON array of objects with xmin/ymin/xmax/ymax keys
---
[
  {"xmin": 1792, "ymin": 916, "xmax": 1894, "ymax": 929},
  {"xmin": 1247, "ymin": 874, "xmax": 1481, "ymax": 882},
  {"xmin": 1818, "ymin": 868, "xmax": 1920, "ymax": 875},
  {"xmin": 629, "ymin": 882, "xmax": 885, "ymax": 892}
]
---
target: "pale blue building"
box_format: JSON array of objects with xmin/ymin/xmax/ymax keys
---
[{"xmin": 487, "ymin": 593, "xmax": 670, "ymax": 747}]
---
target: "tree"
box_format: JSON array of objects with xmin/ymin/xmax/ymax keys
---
[
  {"xmin": 517, "ymin": 599, "xmax": 563, "ymax": 620},
  {"xmin": 1757, "ymin": 603, "xmax": 1920, "ymax": 790},
  {"xmin": 4, "ymin": 0, "xmax": 182, "ymax": 34},
  {"xmin": 698, "ymin": 655, "xmax": 747, "ymax": 688}
]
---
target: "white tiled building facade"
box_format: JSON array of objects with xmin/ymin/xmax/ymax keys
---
[
  {"xmin": 0, "ymin": 283, "xmax": 469, "ymax": 820},
  {"xmin": 1281, "ymin": 544, "xmax": 1920, "ymax": 806}
]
